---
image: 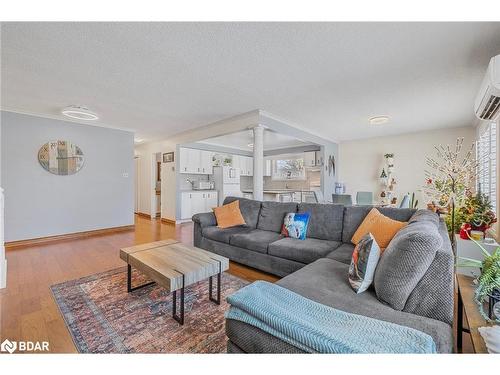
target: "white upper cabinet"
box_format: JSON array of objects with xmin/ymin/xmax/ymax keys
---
[
  {"xmin": 238, "ymin": 155, "xmax": 253, "ymax": 176},
  {"xmin": 264, "ymin": 159, "xmax": 272, "ymax": 177},
  {"xmin": 304, "ymin": 151, "xmax": 316, "ymax": 167},
  {"xmin": 179, "ymin": 147, "xmax": 191, "ymax": 173},
  {"xmin": 304, "ymin": 151, "xmax": 322, "ymax": 167},
  {"xmin": 315, "ymin": 151, "xmax": 322, "ymax": 166},
  {"xmin": 200, "ymin": 150, "xmax": 214, "ymax": 175},
  {"xmin": 179, "ymin": 148, "xmax": 214, "ymax": 175}
]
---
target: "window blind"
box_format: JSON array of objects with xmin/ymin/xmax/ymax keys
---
[{"xmin": 476, "ymin": 121, "xmax": 497, "ymax": 214}]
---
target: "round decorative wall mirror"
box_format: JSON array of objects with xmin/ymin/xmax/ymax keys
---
[{"xmin": 38, "ymin": 140, "xmax": 84, "ymax": 175}]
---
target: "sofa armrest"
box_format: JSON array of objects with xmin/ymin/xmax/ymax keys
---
[{"xmin": 192, "ymin": 212, "xmax": 217, "ymax": 228}]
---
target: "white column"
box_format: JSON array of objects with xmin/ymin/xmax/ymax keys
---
[
  {"xmin": 252, "ymin": 125, "xmax": 265, "ymax": 201},
  {"xmin": 0, "ymin": 187, "xmax": 6, "ymax": 289}
]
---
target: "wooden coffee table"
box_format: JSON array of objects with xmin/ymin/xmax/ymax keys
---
[{"xmin": 120, "ymin": 239, "xmax": 229, "ymax": 325}]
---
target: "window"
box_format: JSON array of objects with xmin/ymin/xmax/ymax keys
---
[
  {"xmin": 272, "ymin": 158, "xmax": 306, "ymax": 180},
  {"xmin": 476, "ymin": 121, "xmax": 497, "ymax": 214}
]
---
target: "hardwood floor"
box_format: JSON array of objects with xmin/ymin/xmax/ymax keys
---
[
  {"xmin": 0, "ymin": 215, "xmax": 471, "ymax": 353},
  {"xmin": 0, "ymin": 215, "xmax": 278, "ymax": 353}
]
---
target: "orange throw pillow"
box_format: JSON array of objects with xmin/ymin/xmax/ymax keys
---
[
  {"xmin": 212, "ymin": 200, "xmax": 246, "ymax": 229},
  {"xmin": 351, "ymin": 208, "xmax": 407, "ymax": 249}
]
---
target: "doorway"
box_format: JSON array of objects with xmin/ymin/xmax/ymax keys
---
[
  {"xmin": 154, "ymin": 152, "xmax": 162, "ymax": 218},
  {"xmin": 134, "ymin": 156, "xmax": 140, "ymax": 213}
]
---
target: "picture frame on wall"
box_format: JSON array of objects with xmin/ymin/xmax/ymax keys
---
[{"xmin": 163, "ymin": 152, "xmax": 174, "ymax": 163}]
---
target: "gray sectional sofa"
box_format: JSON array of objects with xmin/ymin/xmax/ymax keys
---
[{"xmin": 192, "ymin": 196, "xmax": 454, "ymax": 353}]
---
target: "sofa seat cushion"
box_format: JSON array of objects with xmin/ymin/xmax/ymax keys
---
[
  {"xmin": 202, "ymin": 226, "xmax": 252, "ymax": 244},
  {"xmin": 326, "ymin": 243, "xmax": 355, "ymax": 265},
  {"xmin": 230, "ymin": 230, "xmax": 283, "ymax": 254},
  {"xmin": 275, "ymin": 258, "xmax": 453, "ymax": 353},
  {"xmin": 268, "ymin": 237, "xmax": 341, "ymax": 264}
]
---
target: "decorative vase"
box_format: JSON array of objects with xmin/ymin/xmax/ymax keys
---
[{"xmin": 489, "ymin": 289, "xmax": 500, "ymax": 320}]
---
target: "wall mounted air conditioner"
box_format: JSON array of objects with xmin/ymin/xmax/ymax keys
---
[{"xmin": 474, "ymin": 54, "xmax": 500, "ymax": 121}]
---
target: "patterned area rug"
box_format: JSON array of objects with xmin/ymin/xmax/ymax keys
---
[{"xmin": 51, "ymin": 267, "xmax": 249, "ymax": 353}]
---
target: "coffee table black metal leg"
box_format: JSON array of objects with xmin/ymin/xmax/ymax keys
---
[
  {"xmin": 209, "ymin": 272, "xmax": 221, "ymax": 305},
  {"xmin": 457, "ymin": 288, "xmax": 463, "ymax": 352},
  {"xmin": 172, "ymin": 287, "xmax": 185, "ymax": 325},
  {"xmin": 127, "ymin": 264, "xmax": 156, "ymax": 293}
]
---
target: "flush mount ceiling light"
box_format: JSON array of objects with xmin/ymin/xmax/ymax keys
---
[
  {"xmin": 134, "ymin": 138, "xmax": 144, "ymax": 143},
  {"xmin": 369, "ymin": 116, "xmax": 390, "ymax": 125},
  {"xmin": 247, "ymin": 143, "xmax": 254, "ymax": 148},
  {"xmin": 61, "ymin": 105, "xmax": 99, "ymax": 121}
]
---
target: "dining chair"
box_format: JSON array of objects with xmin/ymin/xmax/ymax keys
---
[
  {"xmin": 356, "ymin": 191, "xmax": 373, "ymax": 205},
  {"xmin": 399, "ymin": 194, "xmax": 411, "ymax": 208},
  {"xmin": 332, "ymin": 194, "xmax": 353, "ymax": 206},
  {"xmin": 312, "ymin": 189, "xmax": 325, "ymax": 203}
]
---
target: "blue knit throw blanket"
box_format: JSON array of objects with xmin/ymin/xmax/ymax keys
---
[{"xmin": 226, "ymin": 281, "xmax": 436, "ymax": 353}]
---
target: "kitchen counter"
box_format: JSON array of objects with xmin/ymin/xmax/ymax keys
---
[
  {"xmin": 180, "ymin": 189, "xmax": 217, "ymax": 192},
  {"xmin": 241, "ymin": 189, "xmax": 314, "ymax": 193}
]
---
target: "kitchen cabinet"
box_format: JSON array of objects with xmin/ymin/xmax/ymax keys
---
[
  {"xmin": 304, "ymin": 151, "xmax": 316, "ymax": 167},
  {"xmin": 180, "ymin": 191, "xmax": 193, "ymax": 219},
  {"xmin": 264, "ymin": 159, "xmax": 272, "ymax": 177},
  {"xmin": 205, "ymin": 191, "xmax": 218, "ymax": 210},
  {"xmin": 304, "ymin": 151, "xmax": 322, "ymax": 167},
  {"xmin": 232, "ymin": 155, "xmax": 270, "ymax": 176},
  {"xmin": 315, "ymin": 151, "xmax": 322, "ymax": 166},
  {"xmin": 238, "ymin": 155, "xmax": 253, "ymax": 176},
  {"xmin": 179, "ymin": 147, "xmax": 214, "ymax": 174},
  {"xmin": 180, "ymin": 191, "xmax": 219, "ymax": 219},
  {"xmin": 200, "ymin": 150, "xmax": 214, "ymax": 174}
]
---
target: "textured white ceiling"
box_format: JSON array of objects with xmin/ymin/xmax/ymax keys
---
[
  {"xmin": 198, "ymin": 129, "xmax": 312, "ymax": 151},
  {"xmin": 2, "ymin": 22, "xmax": 500, "ymax": 142}
]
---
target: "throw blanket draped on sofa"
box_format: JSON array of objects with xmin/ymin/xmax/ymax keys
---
[{"xmin": 226, "ymin": 281, "xmax": 436, "ymax": 354}]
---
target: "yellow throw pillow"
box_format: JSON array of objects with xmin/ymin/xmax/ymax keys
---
[
  {"xmin": 213, "ymin": 200, "xmax": 246, "ymax": 229},
  {"xmin": 351, "ymin": 208, "xmax": 407, "ymax": 249}
]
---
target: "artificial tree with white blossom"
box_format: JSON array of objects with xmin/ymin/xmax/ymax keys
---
[{"xmin": 422, "ymin": 138, "xmax": 478, "ymax": 253}]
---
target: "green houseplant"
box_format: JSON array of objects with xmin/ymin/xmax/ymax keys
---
[{"xmin": 458, "ymin": 238, "xmax": 500, "ymax": 322}]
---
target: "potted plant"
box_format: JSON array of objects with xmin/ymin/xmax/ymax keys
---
[
  {"xmin": 447, "ymin": 191, "xmax": 497, "ymax": 236},
  {"xmin": 458, "ymin": 238, "xmax": 500, "ymax": 322}
]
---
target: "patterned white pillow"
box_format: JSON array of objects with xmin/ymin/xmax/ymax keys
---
[{"xmin": 348, "ymin": 233, "xmax": 381, "ymax": 293}]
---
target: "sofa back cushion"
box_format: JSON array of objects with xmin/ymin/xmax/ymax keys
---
[
  {"xmin": 257, "ymin": 201, "xmax": 298, "ymax": 233},
  {"xmin": 298, "ymin": 203, "xmax": 344, "ymax": 241},
  {"xmin": 341, "ymin": 206, "xmax": 416, "ymax": 243},
  {"xmin": 373, "ymin": 220, "xmax": 442, "ymax": 311},
  {"xmin": 223, "ymin": 197, "xmax": 262, "ymax": 229},
  {"xmin": 402, "ymin": 219, "xmax": 454, "ymax": 325},
  {"xmin": 408, "ymin": 209, "xmax": 440, "ymax": 227}
]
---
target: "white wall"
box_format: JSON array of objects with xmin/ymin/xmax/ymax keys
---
[
  {"xmin": 338, "ymin": 126, "xmax": 475, "ymax": 207},
  {"xmin": 1, "ymin": 111, "xmax": 135, "ymax": 242}
]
